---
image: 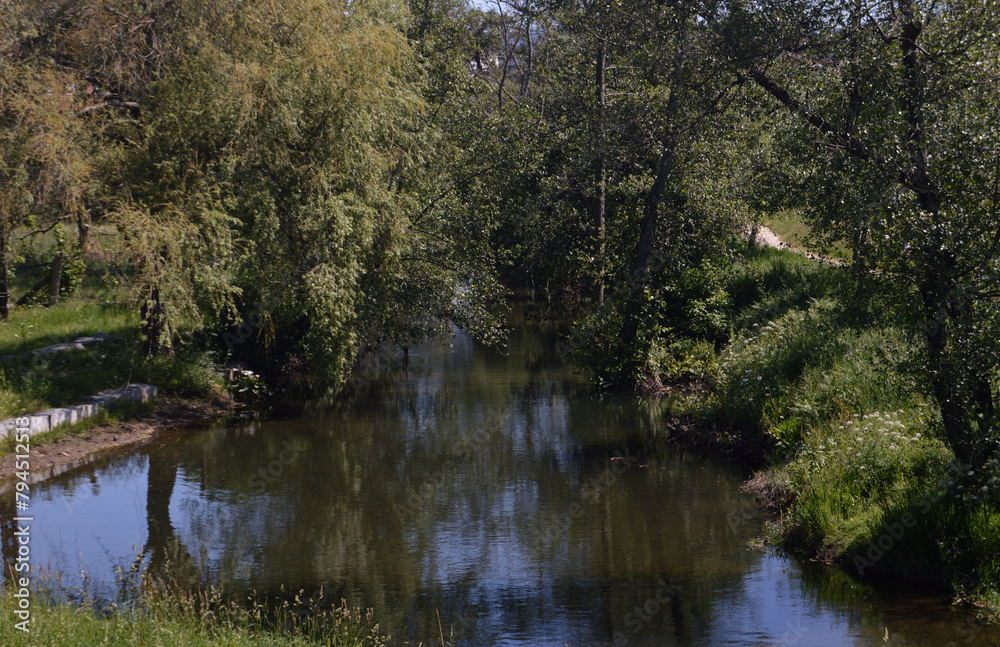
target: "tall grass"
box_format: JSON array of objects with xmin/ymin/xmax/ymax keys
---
[{"xmin": 0, "ymin": 576, "xmax": 388, "ymax": 647}]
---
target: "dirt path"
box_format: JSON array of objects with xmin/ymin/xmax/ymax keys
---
[
  {"xmin": 0, "ymin": 397, "xmax": 231, "ymax": 487},
  {"xmin": 754, "ymin": 225, "xmax": 787, "ymax": 250},
  {"xmin": 754, "ymin": 224, "xmax": 843, "ymax": 265}
]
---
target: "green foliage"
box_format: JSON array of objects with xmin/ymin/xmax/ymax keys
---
[
  {"xmin": 227, "ymin": 369, "xmax": 270, "ymax": 406},
  {"xmin": 567, "ymin": 303, "xmax": 633, "ymax": 389},
  {"xmin": 646, "ymin": 338, "xmax": 718, "ymax": 386},
  {"xmin": 656, "ymin": 258, "xmax": 732, "ymax": 344}
]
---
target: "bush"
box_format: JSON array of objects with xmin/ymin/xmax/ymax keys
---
[{"xmin": 646, "ymin": 338, "xmax": 717, "ymax": 386}]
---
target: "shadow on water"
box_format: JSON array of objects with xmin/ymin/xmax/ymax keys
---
[{"xmin": 1, "ymin": 323, "xmax": 998, "ymax": 646}]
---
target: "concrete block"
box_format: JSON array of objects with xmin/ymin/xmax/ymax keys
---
[
  {"xmin": 88, "ymin": 395, "xmax": 116, "ymax": 409},
  {"xmin": 6, "ymin": 382, "xmax": 158, "ymax": 438},
  {"xmin": 0, "ymin": 418, "xmax": 18, "ymax": 438},
  {"xmin": 71, "ymin": 403, "xmax": 96, "ymax": 419},
  {"xmin": 43, "ymin": 407, "xmax": 79, "ymax": 428},
  {"xmin": 28, "ymin": 414, "xmax": 51, "ymax": 436},
  {"xmin": 125, "ymin": 384, "xmax": 158, "ymax": 402}
]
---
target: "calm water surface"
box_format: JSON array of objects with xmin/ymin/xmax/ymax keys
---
[{"xmin": 3, "ymin": 325, "xmax": 998, "ymax": 646}]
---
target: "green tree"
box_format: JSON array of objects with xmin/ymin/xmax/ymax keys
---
[
  {"xmin": 0, "ymin": 3, "xmax": 96, "ymax": 319},
  {"xmin": 713, "ymin": 0, "xmax": 1000, "ymax": 467}
]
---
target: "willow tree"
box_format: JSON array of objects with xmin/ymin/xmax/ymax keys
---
[
  {"xmin": 0, "ymin": 6, "xmax": 96, "ymax": 320},
  {"xmin": 213, "ymin": 0, "xmax": 456, "ymax": 386},
  {"xmin": 4, "ymin": 0, "xmax": 491, "ymax": 383}
]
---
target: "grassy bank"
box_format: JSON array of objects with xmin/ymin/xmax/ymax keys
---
[
  {"xmin": 0, "ymin": 579, "xmax": 387, "ymax": 646},
  {"xmin": 0, "ymin": 300, "xmax": 225, "ymax": 421},
  {"xmin": 650, "ymin": 246, "xmax": 1000, "ymax": 615}
]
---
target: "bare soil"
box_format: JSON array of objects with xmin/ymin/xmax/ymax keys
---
[
  {"xmin": 755, "ymin": 224, "xmax": 843, "ymax": 265},
  {"xmin": 755, "ymin": 224, "xmax": 788, "ymax": 250},
  {"xmin": 0, "ymin": 397, "xmax": 232, "ymax": 483}
]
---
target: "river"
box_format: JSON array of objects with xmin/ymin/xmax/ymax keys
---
[{"xmin": 2, "ymin": 324, "xmax": 997, "ymax": 645}]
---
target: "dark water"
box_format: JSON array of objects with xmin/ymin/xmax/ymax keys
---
[{"xmin": 3, "ymin": 325, "xmax": 998, "ymax": 645}]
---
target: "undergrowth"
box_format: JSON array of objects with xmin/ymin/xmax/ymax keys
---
[{"xmin": 643, "ymin": 246, "xmax": 1000, "ymax": 616}]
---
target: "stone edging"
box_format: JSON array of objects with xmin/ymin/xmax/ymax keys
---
[{"xmin": 0, "ymin": 384, "xmax": 159, "ymax": 438}]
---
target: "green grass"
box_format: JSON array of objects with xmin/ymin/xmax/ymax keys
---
[
  {"xmin": 0, "ymin": 579, "xmax": 388, "ymax": 647},
  {"xmin": 0, "ymin": 297, "xmax": 223, "ymax": 420},
  {"xmin": 658, "ymin": 245, "xmax": 1000, "ymax": 614},
  {"xmin": 0, "ymin": 302, "xmax": 136, "ymax": 357},
  {"xmin": 762, "ymin": 210, "xmax": 851, "ymax": 261}
]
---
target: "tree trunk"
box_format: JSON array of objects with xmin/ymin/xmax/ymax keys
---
[
  {"xmin": 898, "ymin": 0, "xmax": 995, "ymax": 467},
  {"xmin": 141, "ymin": 286, "xmax": 173, "ymax": 357},
  {"xmin": 594, "ymin": 39, "xmax": 607, "ymax": 306},
  {"xmin": 520, "ymin": 16, "xmax": 534, "ymax": 96},
  {"xmin": 0, "ymin": 230, "xmax": 8, "ymax": 320},
  {"xmin": 76, "ymin": 213, "xmax": 91, "ymax": 252},
  {"xmin": 49, "ymin": 251, "xmax": 64, "ymax": 306},
  {"xmin": 620, "ymin": 127, "xmax": 679, "ymax": 349}
]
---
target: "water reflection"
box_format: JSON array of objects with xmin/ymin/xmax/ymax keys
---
[{"xmin": 2, "ymin": 325, "xmax": 998, "ymax": 645}]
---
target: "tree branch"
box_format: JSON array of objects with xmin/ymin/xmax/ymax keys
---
[
  {"xmin": 20, "ymin": 215, "xmax": 72, "ymax": 241},
  {"xmin": 743, "ymin": 65, "xmax": 871, "ymax": 161}
]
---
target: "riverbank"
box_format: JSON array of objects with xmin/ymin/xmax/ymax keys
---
[
  {"xmin": 641, "ymin": 245, "xmax": 1000, "ymax": 618},
  {"xmin": 0, "ymin": 295, "xmax": 242, "ymax": 483},
  {"xmin": 0, "ymin": 578, "xmax": 387, "ymax": 646},
  {"xmin": 0, "ymin": 396, "xmax": 231, "ymax": 483}
]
